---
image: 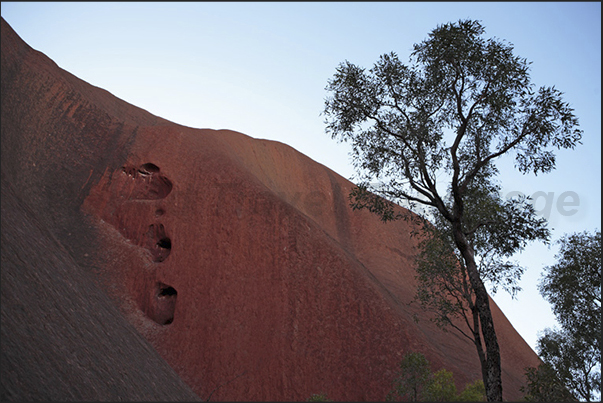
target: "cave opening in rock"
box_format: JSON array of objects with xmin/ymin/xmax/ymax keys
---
[
  {"xmin": 149, "ymin": 283, "xmax": 177, "ymax": 326},
  {"xmin": 121, "ymin": 162, "xmax": 173, "ymax": 199},
  {"xmin": 138, "ymin": 162, "xmax": 160, "ymax": 175},
  {"xmin": 157, "ymin": 237, "xmax": 171, "ymax": 250},
  {"xmin": 158, "ymin": 286, "xmax": 177, "ymax": 297},
  {"xmin": 154, "ymin": 237, "xmax": 172, "ymax": 262}
]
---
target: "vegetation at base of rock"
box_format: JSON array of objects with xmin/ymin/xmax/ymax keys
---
[
  {"xmin": 306, "ymin": 392, "xmax": 333, "ymax": 401},
  {"xmin": 386, "ymin": 351, "xmax": 486, "ymax": 401},
  {"xmin": 324, "ymin": 18, "xmax": 583, "ymax": 401},
  {"xmin": 456, "ymin": 379, "xmax": 488, "ymax": 402}
]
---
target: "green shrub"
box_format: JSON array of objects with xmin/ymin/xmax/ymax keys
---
[
  {"xmin": 388, "ymin": 351, "xmax": 486, "ymax": 402},
  {"xmin": 306, "ymin": 392, "xmax": 332, "ymax": 402},
  {"xmin": 457, "ymin": 379, "xmax": 486, "ymax": 401},
  {"xmin": 423, "ymin": 369, "xmax": 458, "ymax": 401}
]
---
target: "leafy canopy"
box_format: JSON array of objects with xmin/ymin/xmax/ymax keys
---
[
  {"xmin": 521, "ymin": 361, "xmax": 577, "ymax": 402},
  {"xmin": 323, "ymin": 16, "xmax": 582, "ymax": 326},
  {"xmin": 325, "ymin": 20, "xmax": 582, "ymax": 200},
  {"xmin": 324, "ymin": 18, "xmax": 581, "ymax": 233},
  {"xmin": 539, "ymin": 230, "xmax": 601, "ymax": 351},
  {"xmin": 534, "ymin": 230, "xmax": 601, "ymax": 402},
  {"xmin": 536, "ymin": 328, "xmax": 600, "ymax": 402}
]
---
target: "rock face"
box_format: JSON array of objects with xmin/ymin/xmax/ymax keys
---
[
  {"xmin": 1, "ymin": 18, "xmax": 199, "ymax": 402},
  {"xmin": 1, "ymin": 17, "xmax": 540, "ymax": 401}
]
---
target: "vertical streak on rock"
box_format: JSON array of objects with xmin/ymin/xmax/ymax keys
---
[{"xmin": 327, "ymin": 170, "xmax": 353, "ymax": 253}]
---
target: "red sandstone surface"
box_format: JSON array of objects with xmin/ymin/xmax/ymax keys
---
[{"xmin": 1, "ymin": 17, "xmax": 540, "ymax": 401}]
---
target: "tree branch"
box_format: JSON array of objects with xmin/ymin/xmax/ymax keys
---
[
  {"xmin": 464, "ymin": 220, "xmax": 497, "ymax": 237},
  {"xmin": 461, "ymin": 120, "xmax": 531, "ymax": 191},
  {"xmin": 365, "ymin": 114, "xmax": 442, "ymax": 206}
]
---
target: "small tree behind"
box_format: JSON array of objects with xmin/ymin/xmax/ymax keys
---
[
  {"xmin": 387, "ymin": 352, "xmax": 432, "ymax": 401},
  {"xmin": 521, "ymin": 362, "xmax": 577, "ymax": 402},
  {"xmin": 534, "ymin": 230, "xmax": 601, "ymax": 402},
  {"xmin": 539, "ymin": 230, "xmax": 601, "ymax": 354},
  {"xmin": 423, "ymin": 369, "xmax": 457, "ymax": 402}
]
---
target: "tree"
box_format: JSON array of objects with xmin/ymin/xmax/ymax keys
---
[
  {"xmin": 539, "ymin": 230, "xmax": 601, "ymax": 354},
  {"xmin": 521, "ymin": 361, "xmax": 577, "ymax": 402},
  {"xmin": 423, "ymin": 369, "xmax": 458, "ymax": 402},
  {"xmin": 323, "ymin": 19, "xmax": 582, "ymax": 401},
  {"xmin": 534, "ymin": 230, "xmax": 601, "ymax": 401},
  {"xmin": 536, "ymin": 329, "xmax": 599, "ymax": 402},
  {"xmin": 387, "ymin": 351, "xmax": 432, "ymax": 401}
]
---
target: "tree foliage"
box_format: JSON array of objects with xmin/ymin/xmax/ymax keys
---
[
  {"xmin": 324, "ymin": 18, "xmax": 582, "ymax": 401},
  {"xmin": 539, "ymin": 230, "xmax": 601, "ymax": 352},
  {"xmin": 534, "ymin": 230, "xmax": 601, "ymax": 402},
  {"xmin": 387, "ymin": 351, "xmax": 485, "ymax": 402},
  {"xmin": 537, "ymin": 329, "xmax": 600, "ymax": 402},
  {"xmin": 456, "ymin": 379, "xmax": 486, "ymax": 402},
  {"xmin": 387, "ymin": 352, "xmax": 432, "ymax": 401},
  {"xmin": 521, "ymin": 362, "xmax": 577, "ymax": 402},
  {"xmin": 423, "ymin": 369, "xmax": 458, "ymax": 402}
]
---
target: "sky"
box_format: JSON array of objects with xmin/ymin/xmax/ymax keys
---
[{"xmin": 1, "ymin": 2, "xmax": 600, "ymax": 355}]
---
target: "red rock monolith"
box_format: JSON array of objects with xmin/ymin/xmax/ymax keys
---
[{"xmin": 1, "ymin": 16, "xmax": 539, "ymax": 401}]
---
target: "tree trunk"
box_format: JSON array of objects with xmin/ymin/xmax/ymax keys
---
[
  {"xmin": 470, "ymin": 304, "xmax": 489, "ymax": 392},
  {"xmin": 452, "ymin": 223, "xmax": 503, "ymax": 402}
]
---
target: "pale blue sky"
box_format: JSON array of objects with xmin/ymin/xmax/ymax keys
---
[{"xmin": 2, "ymin": 2, "xmax": 600, "ymax": 353}]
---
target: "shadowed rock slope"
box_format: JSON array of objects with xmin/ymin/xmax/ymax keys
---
[
  {"xmin": 1, "ymin": 18, "xmax": 200, "ymax": 402},
  {"xmin": 1, "ymin": 177, "xmax": 201, "ymax": 401},
  {"xmin": 1, "ymin": 17, "xmax": 540, "ymax": 401}
]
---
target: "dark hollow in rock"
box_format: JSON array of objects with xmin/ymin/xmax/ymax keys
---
[
  {"xmin": 157, "ymin": 238, "xmax": 171, "ymax": 251},
  {"xmin": 148, "ymin": 283, "xmax": 178, "ymax": 325},
  {"xmin": 145, "ymin": 224, "xmax": 172, "ymax": 262},
  {"xmin": 120, "ymin": 163, "xmax": 173, "ymax": 200},
  {"xmin": 159, "ymin": 286, "xmax": 177, "ymax": 297},
  {"xmin": 138, "ymin": 162, "xmax": 160, "ymax": 175}
]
